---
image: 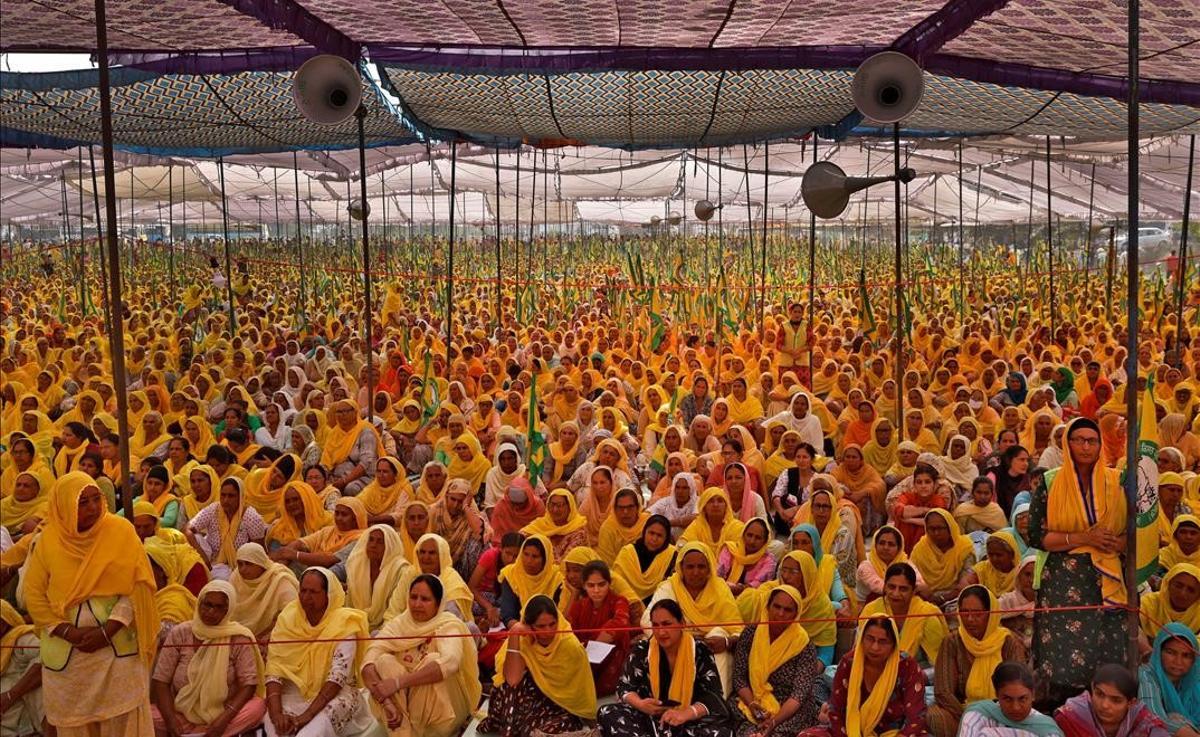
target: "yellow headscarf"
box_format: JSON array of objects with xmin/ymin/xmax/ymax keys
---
[
  {"xmin": 742, "ymin": 584, "xmax": 811, "ymax": 720},
  {"xmin": 867, "ymin": 525, "xmax": 908, "ymax": 579},
  {"xmin": 1140, "ymin": 563, "xmax": 1200, "ymax": 639},
  {"xmin": 974, "ymin": 530, "xmax": 1022, "ymax": 597},
  {"xmin": 612, "ymin": 518, "xmax": 676, "ymax": 601},
  {"xmin": 909, "ymin": 509, "xmax": 975, "ymax": 592},
  {"xmin": 721, "ymin": 517, "xmax": 771, "ymax": 585},
  {"xmin": 522, "ymin": 488, "xmax": 588, "ymax": 538},
  {"xmin": 23, "ymin": 472, "xmax": 160, "ymax": 668},
  {"xmin": 388, "ymin": 533, "xmax": 474, "ymax": 621},
  {"xmin": 266, "ymin": 567, "xmax": 369, "ymax": 700},
  {"xmin": 145, "ymin": 536, "xmax": 200, "ymax": 625},
  {"xmin": 179, "ymin": 464, "xmax": 220, "ymax": 520},
  {"xmin": 0, "ymin": 599, "xmax": 36, "ymax": 673},
  {"xmin": 356, "ymin": 456, "xmax": 413, "ymax": 517},
  {"xmin": 444, "ymin": 432, "xmax": 492, "ymax": 492},
  {"xmin": 320, "ymin": 399, "xmax": 380, "ymax": 468},
  {"xmin": 492, "ymin": 595, "xmax": 597, "ymax": 718},
  {"xmin": 956, "ymin": 585, "xmax": 1012, "ymax": 703},
  {"xmin": 596, "ymin": 487, "xmax": 648, "ymax": 564},
  {"xmin": 0, "ymin": 471, "xmax": 48, "ymax": 530},
  {"xmin": 498, "ymin": 534, "xmax": 565, "ymax": 604},
  {"xmin": 845, "ymin": 616, "xmax": 902, "ymax": 737},
  {"xmin": 303, "ymin": 497, "xmax": 367, "ymax": 555},
  {"xmin": 265, "ymin": 480, "xmax": 331, "ymax": 548},
  {"xmin": 1159, "ymin": 515, "xmax": 1200, "ymax": 571},
  {"xmin": 547, "ymin": 420, "xmax": 581, "ymax": 486},
  {"xmin": 679, "ymin": 487, "xmax": 745, "ymax": 554},
  {"xmin": 174, "ymin": 580, "xmax": 265, "ymax": 725},
  {"xmin": 648, "ymin": 626, "xmax": 696, "ymax": 710},
  {"xmin": 229, "ymin": 543, "xmax": 298, "ymax": 636},
  {"xmin": 243, "ymin": 453, "xmax": 300, "ymax": 520},
  {"xmin": 861, "ymin": 584, "xmax": 947, "ymax": 664},
  {"xmin": 345, "ymin": 524, "xmax": 410, "ymax": 630},
  {"xmin": 668, "ymin": 542, "xmax": 744, "ymax": 636}
]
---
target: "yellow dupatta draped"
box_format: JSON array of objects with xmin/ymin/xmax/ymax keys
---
[
  {"xmin": 861, "ymin": 418, "xmax": 898, "ymax": 476},
  {"xmin": 742, "ymin": 584, "xmax": 811, "ymax": 719},
  {"xmin": 302, "ymin": 497, "xmax": 367, "ymax": 555},
  {"xmin": 229, "ymin": 543, "xmax": 298, "ymax": 636},
  {"xmin": 265, "ymin": 480, "xmax": 331, "ymax": 548},
  {"xmin": 867, "ymin": 525, "xmax": 909, "ymax": 579},
  {"xmin": 0, "ymin": 471, "xmax": 48, "ymax": 530},
  {"xmin": 345, "ymin": 524, "xmax": 410, "ymax": 630},
  {"xmin": 445, "ymin": 432, "xmax": 492, "ymax": 492},
  {"xmin": 356, "ymin": 456, "xmax": 413, "ymax": 516},
  {"xmin": 210, "ymin": 475, "xmax": 244, "ymax": 568},
  {"xmin": 174, "ymin": 581, "xmax": 265, "ymax": 725},
  {"xmin": 243, "ymin": 454, "xmax": 300, "ymax": 520},
  {"xmin": 145, "ymin": 537, "xmax": 200, "ymax": 624},
  {"xmin": 522, "ymin": 488, "xmax": 588, "ymax": 538},
  {"xmin": 648, "ymin": 631, "xmax": 696, "ymax": 708},
  {"xmin": 973, "ymin": 530, "xmax": 1022, "ymax": 596},
  {"xmin": 498, "ymin": 534, "xmax": 565, "ymax": 604},
  {"xmin": 547, "ymin": 421, "xmax": 580, "ymax": 486},
  {"xmin": 612, "ymin": 521, "xmax": 676, "ymax": 601},
  {"xmin": 320, "ymin": 399, "xmax": 380, "ymax": 468},
  {"xmin": 0, "ymin": 599, "xmax": 35, "ymax": 673},
  {"xmin": 398, "ymin": 500, "xmax": 430, "ymax": 563},
  {"xmin": 492, "ymin": 596, "xmax": 597, "ymax": 718},
  {"xmin": 266, "ymin": 567, "xmax": 369, "ymax": 700},
  {"xmin": 1159, "ymin": 515, "xmax": 1200, "ymax": 571},
  {"xmin": 861, "ymin": 592, "xmax": 947, "ymax": 665},
  {"xmin": 1140, "ymin": 563, "xmax": 1200, "ymax": 639},
  {"xmin": 180, "ymin": 464, "xmax": 220, "ymax": 520},
  {"xmin": 669, "ymin": 542, "xmax": 744, "ymax": 635},
  {"xmin": 721, "ymin": 517, "xmax": 771, "ymax": 585},
  {"xmin": 679, "ymin": 487, "xmax": 745, "ymax": 555},
  {"xmin": 909, "ymin": 509, "xmax": 974, "ymax": 592},
  {"xmin": 956, "ymin": 585, "xmax": 1012, "ymax": 702},
  {"xmin": 846, "ymin": 616, "xmax": 902, "ymax": 737},
  {"xmin": 596, "ymin": 490, "xmax": 648, "ymax": 564},
  {"xmin": 23, "ymin": 472, "xmax": 160, "ymax": 669}
]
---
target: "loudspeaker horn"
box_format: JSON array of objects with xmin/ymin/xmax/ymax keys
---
[
  {"xmin": 851, "ymin": 51, "xmax": 924, "ymax": 124},
  {"xmin": 694, "ymin": 200, "xmax": 722, "ymax": 222},
  {"xmin": 348, "ymin": 199, "xmax": 370, "ymax": 221},
  {"xmin": 293, "ymin": 54, "xmax": 363, "ymax": 126},
  {"xmin": 801, "ymin": 161, "xmax": 917, "ymax": 219},
  {"xmin": 667, "ymin": 212, "xmax": 682, "ymax": 226},
  {"xmin": 650, "ymin": 215, "xmax": 662, "ymax": 226}
]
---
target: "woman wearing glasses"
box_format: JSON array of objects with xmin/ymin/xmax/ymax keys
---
[{"xmin": 1028, "ymin": 417, "xmax": 1128, "ymax": 711}]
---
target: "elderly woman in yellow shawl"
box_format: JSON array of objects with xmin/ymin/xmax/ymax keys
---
[
  {"xmin": 445, "ymin": 432, "xmax": 492, "ymax": 498},
  {"xmin": 1028, "ymin": 416, "xmax": 1128, "ymax": 707},
  {"xmin": 344, "ymin": 524, "xmax": 410, "ymax": 632},
  {"xmin": 362, "ymin": 573, "xmax": 481, "ymax": 737},
  {"xmin": 23, "ymin": 472, "xmax": 160, "ymax": 737},
  {"xmin": 145, "ymin": 535, "xmax": 202, "ymax": 631},
  {"xmin": 1139, "ymin": 562, "xmax": 1200, "ymax": 646},
  {"xmin": 357, "ymin": 456, "xmax": 414, "ymax": 525},
  {"xmin": 909, "ymin": 508, "xmax": 976, "ymax": 608},
  {"xmin": 270, "ymin": 497, "xmax": 367, "ymax": 577},
  {"xmin": 642, "ymin": 541, "xmax": 745, "ymax": 696},
  {"xmin": 0, "ymin": 468, "xmax": 48, "ymax": 538},
  {"xmin": 151, "ymin": 580, "xmax": 266, "ymax": 737},
  {"xmin": 729, "ymin": 583, "xmax": 824, "ymax": 737},
  {"xmin": 1, "ymin": 435, "xmax": 55, "ymax": 502},
  {"xmin": 523, "ymin": 488, "xmax": 589, "ymax": 560},
  {"xmin": 680, "ymin": 487, "xmax": 745, "ymax": 556},
  {"xmin": 229, "ymin": 543, "xmax": 298, "ymax": 641},
  {"xmin": 321, "ymin": 399, "xmax": 380, "ymax": 496},
  {"xmin": 496, "ymin": 535, "xmax": 565, "ymax": 628},
  {"xmin": 480, "ymin": 594, "xmax": 597, "ymax": 737},
  {"xmin": 264, "ymin": 567, "xmax": 376, "ymax": 737},
  {"xmin": 0, "ymin": 598, "xmax": 42, "ymax": 735},
  {"xmin": 861, "ymin": 561, "xmax": 947, "ymax": 667},
  {"xmin": 927, "ymin": 585, "xmax": 1027, "ymax": 737}
]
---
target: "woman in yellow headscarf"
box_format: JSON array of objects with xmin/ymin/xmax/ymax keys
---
[
  {"xmin": 23, "ymin": 472, "xmax": 160, "ymax": 737},
  {"xmin": 264, "ymin": 567, "xmax": 376, "ymax": 737},
  {"xmin": 1, "ymin": 436, "xmax": 55, "ymax": 500},
  {"xmin": 242, "ymin": 453, "xmax": 301, "ymax": 521},
  {"xmin": 679, "ymin": 487, "xmax": 745, "ymax": 555},
  {"xmin": 0, "ymin": 470, "xmax": 48, "ymax": 535},
  {"xmin": 274, "ymin": 497, "xmax": 368, "ymax": 575},
  {"xmin": 861, "ymin": 417, "xmax": 899, "ymax": 478},
  {"xmin": 52, "ymin": 416, "xmax": 90, "ymax": 476},
  {"xmin": 861, "ymin": 560, "xmax": 946, "ymax": 665},
  {"xmin": 966, "ymin": 529, "xmax": 1022, "ymax": 598},
  {"xmin": 1160, "ymin": 514, "xmax": 1200, "ymax": 572},
  {"xmin": 926, "ymin": 585, "xmax": 1025, "ymax": 737},
  {"xmin": 730, "ymin": 583, "xmax": 824, "ymax": 737},
  {"xmin": 1029, "ymin": 415, "xmax": 1128, "ymax": 707},
  {"xmin": 1140, "ymin": 562, "xmax": 1200, "ymax": 641},
  {"xmin": 522, "ymin": 488, "xmax": 588, "ymax": 560},
  {"xmin": 444, "ymin": 432, "xmax": 492, "ymax": 495},
  {"xmin": 497, "ymin": 535, "xmax": 565, "ymax": 626},
  {"xmin": 644, "ymin": 541, "xmax": 744, "ymax": 695},
  {"xmin": 344, "ymin": 524, "xmax": 410, "ymax": 632},
  {"xmin": 357, "ymin": 456, "xmax": 413, "ymax": 522},
  {"xmin": 909, "ymin": 508, "xmax": 975, "ymax": 607},
  {"xmin": 545, "ymin": 420, "xmax": 583, "ymax": 490},
  {"xmin": 145, "ymin": 536, "xmax": 200, "ymax": 627},
  {"xmin": 264, "ymin": 479, "xmax": 330, "ymax": 550},
  {"xmin": 362, "ymin": 572, "xmax": 481, "ymax": 737},
  {"xmin": 596, "ymin": 486, "xmax": 648, "ymax": 564},
  {"xmin": 386, "ymin": 533, "xmax": 474, "ymax": 623},
  {"xmin": 321, "ymin": 398, "xmax": 382, "ymax": 496},
  {"xmin": 229, "ymin": 543, "xmax": 298, "ymax": 640},
  {"xmin": 150, "ymin": 580, "xmax": 265, "ymax": 737},
  {"xmin": 481, "ymin": 594, "xmax": 597, "ymax": 735}
]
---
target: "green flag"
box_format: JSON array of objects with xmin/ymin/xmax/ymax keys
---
[
  {"xmin": 858, "ymin": 268, "xmax": 876, "ymax": 335},
  {"xmin": 1130, "ymin": 376, "xmax": 1160, "ymax": 584},
  {"xmin": 526, "ymin": 378, "xmax": 546, "ymax": 483}
]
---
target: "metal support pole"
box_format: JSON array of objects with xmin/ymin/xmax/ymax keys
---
[
  {"xmin": 808, "ymin": 137, "xmax": 817, "ymax": 383},
  {"xmin": 93, "ymin": 0, "xmax": 134, "ymax": 518},
  {"xmin": 958, "ymin": 141, "xmax": 964, "ymax": 322},
  {"xmin": 893, "ymin": 123, "xmax": 905, "ymax": 428},
  {"xmin": 446, "ymin": 145, "xmax": 458, "ymax": 368},
  {"xmin": 217, "ymin": 157, "xmax": 236, "ymax": 336},
  {"xmin": 1046, "ymin": 136, "xmax": 1055, "ymax": 335},
  {"xmin": 1085, "ymin": 163, "xmax": 1096, "ymax": 297},
  {"xmin": 1123, "ymin": 0, "xmax": 1141, "ymax": 674},
  {"xmin": 168, "ymin": 165, "xmax": 175, "ymax": 305},
  {"xmin": 760, "ymin": 141, "xmax": 769, "ymax": 338},
  {"xmin": 495, "ymin": 148, "xmax": 502, "ymax": 331},
  {"xmin": 1175, "ymin": 135, "xmax": 1195, "ymax": 366},
  {"xmin": 89, "ymin": 147, "xmax": 111, "ymax": 334},
  {"xmin": 294, "ymin": 152, "xmax": 306, "ymax": 315},
  {"xmin": 356, "ymin": 108, "xmax": 375, "ymax": 424}
]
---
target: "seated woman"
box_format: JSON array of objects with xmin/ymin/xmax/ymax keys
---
[
  {"xmin": 909, "ymin": 509, "xmax": 975, "ymax": 608},
  {"xmin": 1160, "ymin": 516, "xmax": 1200, "ymax": 574},
  {"xmin": 134, "ymin": 465, "xmax": 186, "ymax": 531},
  {"xmin": 468, "ymin": 531, "xmax": 523, "ymax": 629},
  {"xmin": 891, "ymin": 463, "xmax": 951, "ymax": 552},
  {"xmin": 357, "ymin": 456, "xmax": 414, "ymax": 526},
  {"xmin": 264, "ymin": 568, "xmax": 376, "ymax": 737},
  {"xmin": 270, "ymin": 498, "xmax": 368, "ymax": 579},
  {"xmin": 230, "ymin": 543, "xmax": 298, "ymax": 641},
  {"xmin": 489, "ymin": 477, "xmax": 545, "ymax": 544},
  {"xmin": 643, "ymin": 542, "xmax": 744, "ymax": 696},
  {"xmin": 962, "ymin": 530, "xmax": 1023, "ymax": 599},
  {"xmin": 397, "ymin": 500, "xmax": 431, "ymax": 563},
  {"xmin": 861, "ymin": 562, "xmax": 947, "ymax": 667},
  {"xmin": 479, "ymin": 594, "xmax": 597, "ymax": 737},
  {"xmin": 264, "ymin": 480, "xmax": 331, "ymax": 552},
  {"xmin": 0, "ymin": 470, "xmax": 47, "ymax": 539},
  {"xmin": 1139, "ymin": 623, "xmax": 1200, "ymax": 737},
  {"xmin": 345, "ymin": 524, "xmax": 410, "ymax": 632},
  {"xmin": 797, "ymin": 615, "xmax": 929, "ymax": 737},
  {"xmin": 497, "ymin": 534, "xmax": 565, "ymax": 627},
  {"xmin": 856, "ymin": 525, "xmax": 925, "ymax": 604},
  {"xmin": 320, "ymin": 399, "xmax": 380, "ymax": 496},
  {"xmin": 521, "ymin": 488, "xmax": 588, "ymax": 561},
  {"xmin": 1140, "ymin": 563, "xmax": 1200, "ymax": 645},
  {"xmin": 794, "ymin": 481, "xmax": 863, "ymax": 594},
  {"xmin": 648, "ymin": 472, "xmax": 699, "ymax": 538},
  {"xmin": 789, "ymin": 523, "xmax": 853, "ymax": 622},
  {"xmin": 185, "ymin": 477, "xmax": 268, "ymax": 580},
  {"xmin": 717, "ymin": 517, "xmax": 776, "ymax": 597},
  {"xmin": 680, "ymin": 487, "xmax": 745, "ymax": 556},
  {"xmin": 959, "ymin": 662, "xmax": 1063, "ymax": 736},
  {"xmin": 1000, "ymin": 554, "xmax": 1039, "ymax": 650},
  {"xmin": 928, "ymin": 585, "xmax": 1028, "ymax": 737},
  {"xmin": 0, "ymin": 599, "xmax": 43, "ymax": 736},
  {"xmin": 565, "ymin": 560, "xmax": 632, "ymax": 696},
  {"xmin": 953, "ymin": 477, "xmax": 1009, "ymax": 535},
  {"xmin": 1054, "ymin": 664, "xmax": 1170, "ymax": 737},
  {"xmin": 729, "ymin": 585, "xmax": 822, "ymax": 737},
  {"xmin": 613, "ymin": 514, "xmax": 678, "ymax": 604},
  {"xmin": 598, "ymin": 599, "xmax": 730, "ymax": 737},
  {"xmin": 831, "ymin": 444, "xmax": 887, "ymax": 532},
  {"xmin": 386, "ymin": 533, "xmax": 474, "ymax": 622},
  {"xmin": 723, "ymin": 462, "xmax": 767, "ymax": 523},
  {"xmin": 597, "ymin": 487, "xmax": 649, "ymax": 565},
  {"xmin": 243, "ymin": 454, "xmax": 301, "ymax": 522},
  {"xmin": 145, "ymin": 537, "xmax": 204, "ymax": 631},
  {"xmin": 152, "ymin": 581, "xmax": 266, "ymax": 737},
  {"xmin": 361, "ymin": 574, "xmax": 481, "ymax": 737},
  {"xmin": 740, "ymin": 551, "xmax": 838, "ymax": 666}
]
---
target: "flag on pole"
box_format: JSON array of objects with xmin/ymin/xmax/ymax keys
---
[
  {"xmin": 1131, "ymin": 377, "xmax": 1160, "ymax": 584},
  {"xmin": 858, "ymin": 268, "xmax": 876, "ymax": 336},
  {"xmin": 526, "ymin": 378, "xmax": 546, "ymax": 483}
]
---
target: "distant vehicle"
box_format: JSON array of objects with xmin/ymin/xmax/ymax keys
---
[{"xmin": 1113, "ymin": 226, "xmax": 1174, "ymax": 264}]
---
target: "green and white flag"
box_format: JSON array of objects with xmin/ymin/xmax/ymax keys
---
[{"xmin": 526, "ymin": 377, "xmax": 546, "ymax": 483}]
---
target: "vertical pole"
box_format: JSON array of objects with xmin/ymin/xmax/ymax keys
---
[
  {"xmin": 958, "ymin": 141, "xmax": 965, "ymax": 322},
  {"xmin": 356, "ymin": 108, "xmax": 375, "ymax": 424},
  {"xmin": 217, "ymin": 157, "xmax": 236, "ymax": 336},
  {"xmin": 1174, "ymin": 135, "xmax": 1195, "ymax": 367},
  {"xmin": 89, "ymin": 147, "xmax": 111, "ymax": 334},
  {"xmin": 168, "ymin": 165, "xmax": 175, "ymax": 305},
  {"xmin": 893, "ymin": 123, "xmax": 905, "ymax": 429},
  {"xmin": 808, "ymin": 136, "xmax": 817, "ymax": 383},
  {"xmin": 446, "ymin": 145, "xmax": 458, "ymax": 368},
  {"xmin": 93, "ymin": 0, "xmax": 134, "ymax": 518},
  {"xmin": 759, "ymin": 141, "xmax": 768, "ymax": 338},
  {"xmin": 495, "ymin": 148, "xmax": 502, "ymax": 332},
  {"xmin": 1046, "ymin": 136, "xmax": 1055, "ymax": 335},
  {"xmin": 743, "ymin": 143, "xmax": 755, "ymax": 306},
  {"xmin": 1085, "ymin": 163, "xmax": 1096, "ymax": 298},
  {"xmin": 294, "ymin": 152, "xmax": 306, "ymax": 315},
  {"xmin": 1123, "ymin": 0, "xmax": 1141, "ymax": 674},
  {"xmin": 77, "ymin": 154, "xmax": 88, "ymax": 313}
]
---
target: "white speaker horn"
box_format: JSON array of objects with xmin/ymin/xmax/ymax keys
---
[
  {"xmin": 801, "ymin": 161, "xmax": 917, "ymax": 219},
  {"xmin": 694, "ymin": 200, "xmax": 721, "ymax": 222},
  {"xmin": 851, "ymin": 51, "xmax": 924, "ymax": 124},
  {"xmin": 294, "ymin": 54, "xmax": 363, "ymax": 126}
]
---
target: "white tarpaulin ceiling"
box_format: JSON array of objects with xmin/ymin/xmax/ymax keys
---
[{"xmin": 3, "ymin": 136, "xmax": 1196, "ymax": 226}]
